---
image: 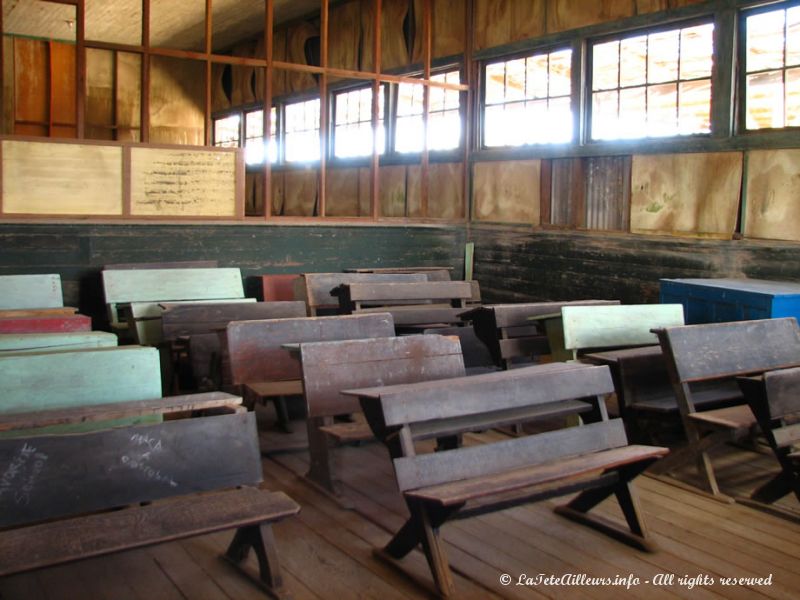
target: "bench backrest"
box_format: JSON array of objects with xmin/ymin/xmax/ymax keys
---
[
  {"xmin": 0, "ymin": 346, "xmax": 161, "ymax": 415},
  {"xmin": 0, "ymin": 274, "xmax": 63, "ymax": 310},
  {"xmin": 223, "ymin": 312, "xmax": 395, "ymax": 386},
  {"xmin": 345, "ymin": 267, "xmax": 452, "ymax": 281},
  {"xmin": 299, "ymin": 335, "xmax": 465, "ymax": 418},
  {"xmin": 356, "ymin": 363, "xmax": 619, "ymax": 492},
  {"xmin": 562, "ymin": 304, "xmax": 685, "ymax": 355},
  {"xmin": 0, "ymin": 409, "xmax": 260, "ymax": 529},
  {"xmin": 342, "ymin": 281, "xmax": 473, "ymax": 307},
  {"xmin": 102, "ymin": 267, "xmax": 245, "ymax": 327},
  {"xmin": 161, "ymin": 301, "xmax": 306, "ymax": 341},
  {"xmin": 423, "ymin": 326, "xmax": 495, "ymax": 370},
  {"xmin": 103, "ymin": 260, "xmax": 219, "ymax": 270},
  {"xmin": 298, "ymin": 272, "xmax": 428, "ymax": 315},
  {"xmin": 0, "ymin": 332, "xmax": 117, "ymax": 354},
  {"xmin": 656, "ymin": 318, "xmax": 800, "ymax": 384},
  {"xmin": 0, "ymin": 314, "xmax": 92, "ymax": 334}
]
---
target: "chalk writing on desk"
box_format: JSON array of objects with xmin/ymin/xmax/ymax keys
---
[
  {"xmin": 0, "ymin": 443, "xmax": 48, "ymax": 506},
  {"xmin": 130, "ymin": 148, "xmax": 236, "ymax": 217},
  {"xmin": 120, "ymin": 433, "xmax": 178, "ymax": 488}
]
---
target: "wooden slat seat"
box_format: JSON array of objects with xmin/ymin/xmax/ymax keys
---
[
  {"xmin": 653, "ymin": 317, "xmax": 800, "ymax": 497},
  {"xmin": 0, "ymin": 274, "xmax": 64, "ymax": 310},
  {"xmin": 0, "ymin": 331, "xmax": 117, "ymax": 354},
  {"xmin": 0, "ymin": 314, "xmax": 91, "ymax": 334},
  {"xmin": 345, "ymin": 362, "xmax": 667, "ymax": 597},
  {"xmin": 0, "ymin": 401, "xmax": 299, "ymax": 597}
]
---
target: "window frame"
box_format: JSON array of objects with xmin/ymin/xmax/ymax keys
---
[
  {"xmin": 480, "ymin": 44, "xmax": 576, "ymax": 149},
  {"xmin": 330, "ymin": 82, "xmax": 388, "ymax": 160},
  {"xmin": 737, "ymin": 0, "xmax": 800, "ymax": 134},
  {"xmin": 585, "ymin": 17, "xmax": 716, "ymax": 143}
]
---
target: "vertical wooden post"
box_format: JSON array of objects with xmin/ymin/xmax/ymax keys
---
[
  {"xmin": 75, "ymin": 0, "xmax": 86, "ymax": 138},
  {"xmin": 370, "ymin": 0, "xmax": 382, "ymax": 220},
  {"xmin": 204, "ymin": 0, "xmax": 213, "ymax": 146},
  {"xmin": 461, "ymin": 0, "xmax": 474, "ymax": 222},
  {"xmin": 319, "ymin": 0, "xmax": 329, "ymax": 218},
  {"xmin": 264, "ymin": 0, "xmax": 274, "ymax": 219},
  {"xmin": 141, "ymin": 0, "xmax": 150, "ymax": 143},
  {"xmin": 420, "ymin": 0, "xmax": 431, "ymax": 218}
]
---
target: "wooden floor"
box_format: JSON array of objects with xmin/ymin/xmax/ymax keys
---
[{"xmin": 2, "ymin": 416, "xmax": 799, "ymax": 600}]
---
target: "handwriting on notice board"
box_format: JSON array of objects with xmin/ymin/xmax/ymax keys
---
[{"xmin": 131, "ymin": 148, "xmax": 237, "ymax": 217}]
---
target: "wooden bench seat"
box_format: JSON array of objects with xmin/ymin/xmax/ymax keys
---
[
  {"xmin": 652, "ymin": 317, "xmax": 800, "ymax": 497},
  {"xmin": 222, "ymin": 313, "xmax": 395, "ymax": 439},
  {"xmin": 335, "ymin": 281, "xmax": 475, "ymax": 330},
  {"xmin": 161, "ymin": 301, "xmax": 306, "ymax": 391},
  {"xmin": 345, "ymin": 363, "xmax": 667, "ymax": 597},
  {"xmin": 0, "ymin": 397, "xmax": 299, "ymax": 597},
  {"xmin": 0, "ymin": 314, "xmax": 91, "ymax": 334},
  {"xmin": 461, "ymin": 300, "xmax": 619, "ymax": 369},
  {"xmin": 737, "ymin": 366, "xmax": 800, "ymax": 506},
  {"xmin": 297, "ymin": 272, "xmax": 428, "ymax": 316},
  {"xmin": 0, "ymin": 331, "xmax": 117, "ymax": 354},
  {"xmin": 101, "ymin": 267, "xmax": 246, "ymax": 340},
  {"xmin": 296, "ymin": 335, "xmax": 466, "ymax": 497}
]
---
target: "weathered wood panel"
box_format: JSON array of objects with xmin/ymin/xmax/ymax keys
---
[
  {"xmin": 102, "ymin": 268, "xmax": 244, "ymax": 305},
  {"xmin": 630, "ymin": 152, "xmax": 742, "ymax": 238},
  {"xmin": 130, "ymin": 147, "xmax": 238, "ymax": 217},
  {"xmin": 13, "ymin": 38, "xmax": 47, "ymax": 137},
  {"xmin": 85, "ymin": 48, "xmax": 115, "ymax": 140},
  {"xmin": 2, "ymin": 140, "xmax": 123, "ymax": 215},
  {"xmin": 329, "ymin": 1, "xmax": 361, "ymax": 73},
  {"xmin": 413, "ymin": 0, "xmax": 467, "ymax": 60},
  {"xmin": 2, "ymin": 37, "xmax": 14, "ymax": 134},
  {"xmin": 50, "ymin": 42, "xmax": 76, "ymax": 139},
  {"xmin": 283, "ymin": 169, "xmax": 319, "ymax": 216},
  {"xmin": 408, "ymin": 162, "xmax": 464, "ymax": 219},
  {"xmin": 546, "ymin": 0, "xmax": 634, "ymax": 33},
  {"xmin": 744, "ymin": 149, "xmax": 800, "ymax": 242},
  {"xmin": 286, "ymin": 21, "xmax": 319, "ymax": 92},
  {"xmin": 360, "ymin": 0, "xmax": 410, "ymax": 72},
  {"xmin": 325, "ymin": 167, "xmax": 361, "ymax": 217},
  {"xmin": 473, "ymin": 160, "xmax": 540, "ymax": 224},
  {"xmin": 0, "ymin": 411, "xmax": 260, "ymax": 528},
  {"xmin": 116, "ymin": 52, "xmax": 142, "ymax": 142},
  {"xmin": 149, "ymin": 56, "xmax": 205, "ymax": 145},
  {"xmin": 474, "ymin": 0, "xmax": 545, "ymax": 50},
  {"xmin": 380, "ymin": 165, "xmax": 408, "ymax": 217}
]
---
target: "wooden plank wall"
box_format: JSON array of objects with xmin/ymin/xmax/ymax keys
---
[
  {"xmin": 0, "ymin": 223, "xmax": 466, "ymax": 326},
  {"xmin": 468, "ymin": 226, "xmax": 800, "ymax": 305}
]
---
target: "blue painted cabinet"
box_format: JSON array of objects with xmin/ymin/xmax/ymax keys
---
[{"xmin": 659, "ymin": 278, "xmax": 800, "ymax": 324}]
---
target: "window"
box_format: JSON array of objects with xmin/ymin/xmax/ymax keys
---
[
  {"xmin": 284, "ymin": 98, "xmax": 321, "ymax": 162},
  {"xmin": 483, "ymin": 49, "xmax": 572, "ymax": 147},
  {"xmin": 243, "ymin": 107, "xmax": 278, "ymax": 164},
  {"xmin": 590, "ymin": 22, "xmax": 714, "ymax": 140},
  {"xmin": 743, "ymin": 3, "xmax": 800, "ymax": 130},
  {"xmin": 396, "ymin": 70, "xmax": 461, "ymax": 152},
  {"xmin": 333, "ymin": 85, "xmax": 385, "ymax": 158},
  {"xmin": 213, "ymin": 114, "xmax": 240, "ymax": 148}
]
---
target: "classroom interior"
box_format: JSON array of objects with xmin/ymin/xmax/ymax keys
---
[{"xmin": 1, "ymin": 0, "xmax": 800, "ymax": 598}]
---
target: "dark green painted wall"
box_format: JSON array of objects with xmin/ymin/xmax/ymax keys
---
[
  {"xmin": 469, "ymin": 226, "xmax": 800, "ymax": 305},
  {"xmin": 0, "ymin": 223, "xmax": 467, "ymax": 327}
]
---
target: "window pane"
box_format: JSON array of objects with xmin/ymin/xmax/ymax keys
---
[
  {"xmin": 214, "ymin": 115, "xmax": 240, "ymax": 147},
  {"xmin": 619, "ymin": 87, "xmax": 647, "ymax": 138},
  {"xmin": 747, "ymin": 10, "xmax": 786, "ymax": 72},
  {"xmin": 526, "ymin": 54, "xmax": 549, "ymax": 98},
  {"xmin": 546, "ymin": 96, "xmax": 573, "ymax": 143},
  {"xmin": 679, "ymin": 79, "xmax": 711, "ymax": 135},
  {"xmin": 747, "ymin": 70, "xmax": 785, "ymax": 129},
  {"xmin": 620, "ymin": 36, "xmax": 647, "ymax": 87},
  {"xmin": 788, "ymin": 67, "xmax": 800, "ymax": 126},
  {"xmin": 285, "ymin": 99, "xmax": 320, "ymax": 162},
  {"xmin": 591, "ymin": 90, "xmax": 619, "ymax": 140},
  {"xmin": 647, "ymin": 83, "xmax": 677, "ymax": 137},
  {"xmin": 244, "ymin": 110, "xmax": 263, "ymax": 164},
  {"xmin": 593, "ymin": 41, "xmax": 619, "ymax": 91},
  {"xmin": 648, "ymin": 30, "xmax": 679, "ymax": 84},
  {"xmin": 680, "ymin": 24, "xmax": 714, "ymax": 80},
  {"xmin": 334, "ymin": 86, "xmax": 385, "ymax": 158},
  {"xmin": 549, "ymin": 49, "xmax": 572, "ymax": 97},
  {"xmin": 428, "ymin": 111, "xmax": 460, "ymax": 151},
  {"xmin": 485, "ymin": 62, "xmax": 506, "ymax": 105},
  {"xmin": 789, "ymin": 8, "xmax": 800, "ymax": 66},
  {"xmin": 505, "ymin": 59, "xmax": 526, "ymax": 102}
]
